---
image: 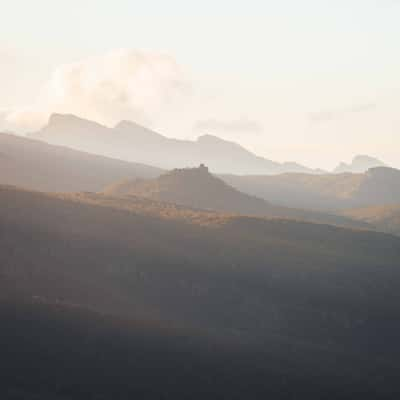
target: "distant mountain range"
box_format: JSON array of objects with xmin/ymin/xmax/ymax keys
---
[
  {"xmin": 104, "ymin": 165, "xmax": 369, "ymax": 230},
  {"xmin": 333, "ymin": 155, "xmax": 386, "ymax": 174},
  {"xmin": 29, "ymin": 113, "xmax": 323, "ymax": 175},
  {"xmin": 0, "ymin": 132, "xmax": 161, "ymax": 192},
  {"xmin": 222, "ymin": 167, "xmax": 400, "ymax": 212}
]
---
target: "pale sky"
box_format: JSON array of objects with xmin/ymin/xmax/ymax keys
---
[{"xmin": 1, "ymin": 0, "xmax": 400, "ymax": 169}]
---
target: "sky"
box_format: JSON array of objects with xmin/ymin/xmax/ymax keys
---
[{"xmin": 1, "ymin": 0, "xmax": 400, "ymax": 169}]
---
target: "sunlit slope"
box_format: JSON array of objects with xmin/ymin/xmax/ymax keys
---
[
  {"xmin": 104, "ymin": 165, "xmax": 370, "ymax": 229},
  {"xmin": 1, "ymin": 184, "xmax": 400, "ymax": 356},
  {"xmin": 342, "ymin": 204, "xmax": 400, "ymax": 236}
]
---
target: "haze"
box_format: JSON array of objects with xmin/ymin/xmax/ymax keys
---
[
  {"xmin": 3, "ymin": 3, "xmax": 400, "ymax": 398},
  {"xmin": 1, "ymin": 0, "xmax": 400, "ymax": 169}
]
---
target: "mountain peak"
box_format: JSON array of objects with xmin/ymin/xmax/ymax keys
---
[
  {"xmin": 104, "ymin": 164, "xmax": 243, "ymax": 210},
  {"xmin": 197, "ymin": 133, "xmax": 220, "ymax": 141},
  {"xmin": 115, "ymin": 120, "xmax": 147, "ymax": 131},
  {"xmin": 334, "ymin": 154, "xmax": 386, "ymax": 174},
  {"xmin": 156, "ymin": 164, "xmax": 217, "ymax": 189},
  {"xmin": 170, "ymin": 163, "xmax": 209, "ymax": 176},
  {"xmin": 196, "ymin": 134, "xmax": 252, "ymax": 155},
  {"xmin": 114, "ymin": 120, "xmax": 165, "ymax": 140},
  {"xmin": 197, "ymin": 134, "xmax": 234, "ymax": 145},
  {"xmin": 48, "ymin": 113, "xmax": 76, "ymax": 123},
  {"xmin": 48, "ymin": 113, "xmax": 87, "ymax": 125},
  {"xmin": 352, "ymin": 154, "xmax": 384, "ymax": 164},
  {"xmin": 46, "ymin": 113, "xmax": 107, "ymax": 130}
]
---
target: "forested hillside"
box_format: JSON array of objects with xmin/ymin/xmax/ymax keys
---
[{"xmin": 2, "ymin": 185, "xmax": 400, "ymax": 374}]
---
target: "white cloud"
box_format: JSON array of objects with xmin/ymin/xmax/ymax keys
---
[
  {"xmin": 0, "ymin": 49, "xmax": 190, "ymax": 133},
  {"xmin": 0, "ymin": 109, "xmax": 48, "ymax": 133}
]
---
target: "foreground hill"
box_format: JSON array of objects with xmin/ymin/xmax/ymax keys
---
[
  {"xmin": 1, "ymin": 185, "xmax": 400, "ymax": 397},
  {"xmin": 30, "ymin": 113, "xmax": 320, "ymax": 175},
  {"xmin": 2, "ymin": 298, "xmax": 398, "ymax": 400},
  {"xmin": 104, "ymin": 165, "xmax": 369, "ymax": 229},
  {"xmin": 0, "ymin": 132, "xmax": 162, "ymax": 192},
  {"xmin": 341, "ymin": 204, "xmax": 400, "ymax": 236},
  {"xmin": 222, "ymin": 167, "xmax": 400, "ymax": 211}
]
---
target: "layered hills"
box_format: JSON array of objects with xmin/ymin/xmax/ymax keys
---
[
  {"xmin": 3, "ymin": 111, "xmax": 400, "ymax": 398},
  {"xmin": 222, "ymin": 167, "xmax": 400, "ymax": 211},
  {"xmin": 104, "ymin": 165, "xmax": 369, "ymax": 229},
  {"xmin": 0, "ymin": 132, "xmax": 162, "ymax": 192}
]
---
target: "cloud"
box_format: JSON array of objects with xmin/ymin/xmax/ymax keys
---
[
  {"xmin": 308, "ymin": 103, "xmax": 376, "ymax": 123},
  {"xmin": 193, "ymin": 118, "xmax": 263, "ymax": 134},
  {"xmin": 0, "ymin": 109, "xmax": 49, "ymax": 133},
  {"xmin": 0, "ymin": 49, "xmax": 190, "ymax": 133}
]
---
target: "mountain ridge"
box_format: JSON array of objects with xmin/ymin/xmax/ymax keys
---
[
  {"xmin": 104, "ymin": 165, "xmax": 370, "ymax": 230},
  {"xmin": 221, "ymin": 166, "xmax": 400, "ymax": 212},
  {"xmin": 30, "ymin": 113, "xmax": 322, "ymax": 175},
  {"xmin": 0, "ymin": 131, "xmax": 162, "ymax": 192}
]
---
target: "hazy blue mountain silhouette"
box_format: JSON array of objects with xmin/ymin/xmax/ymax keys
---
[{"xmin": 31, "ymin": 113, "xmax": 320, "ymax": 175}]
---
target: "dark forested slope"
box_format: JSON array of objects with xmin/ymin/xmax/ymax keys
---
[
  {"xmin": 1, "ymin": 185, "xmax": 400, "ymax": 398},
  {"xmin": 2, "ymin": 298, "xmax": 399, "ymax": 400}
]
